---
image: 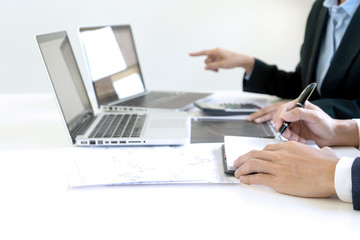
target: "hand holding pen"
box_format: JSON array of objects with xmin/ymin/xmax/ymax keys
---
[{"xmin": 274, "ymin": 83, "xmax": 317, "ymax": 140}]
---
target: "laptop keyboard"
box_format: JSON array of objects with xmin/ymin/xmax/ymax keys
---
[{"xmin": 89, "ymin": 114, "xmax": 146, "ymax": 138}]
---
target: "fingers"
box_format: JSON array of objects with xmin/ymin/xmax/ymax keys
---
[
  {"xmin": 263, "ymin": 141, "xmax": 303, "ymax": 151},
  {"xmin": 282, "ymin": 107, "xmax": 320, "ymax": 126},
  {"xmin": 239, "ymin": 173, "xmax": 275, "ymax": 188},
  {"xmin": 274, "ymin": 100, "xmax": 325, "ymax": 131},
  {"xmin": 205, "ymin": 57, "xmax": 215, "ymax": 65},
  {"xmin": 233, "ymin": 154, "xmax": 277, "ymax": 189},
  {"xmin": 320, "ymin": 146, "xmax": 337, "ymax": 157},
  {"xmin": 250, "ymin": 112, "xmax": 273, "ymax": 123},
  {"xmin": 233, "ymin": 147, "xmax": 283, "ymax": 173},
  {"xmin": 234, "ymin": 158, "xmax": 276, "ymax": 178},
  {"xmin": 247, "ymin": 105, "xmax": 277, "ymax": 123},
  {"xmin": 247, "ymin": 101, "xmax": 288, "ymax": 123},
  {"xmin": 189, "ymin": 50, "xmax": 212, "ymax": 57},
  {"xmin": 280, "ymin": 130, "xmax": 306, "ymax": 143},
  {"xmin": 206, "ymin": 61, "xmax": 226, "ymax": 72},
  {"xmin": 190, "ymin": 49, "xmax": 221, "ymax": 72},
  {"xmin": 233, "ymin": 149, "xmax": 266, "ymax": 168}
]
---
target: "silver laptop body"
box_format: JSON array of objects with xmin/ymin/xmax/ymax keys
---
[
  {"xmin": 78, "ymin": 25, "xmax": 211, "ymax": 111},
  {"xmin": 36, "ymin": 31, "xmax": 189, "ymax": 146}
]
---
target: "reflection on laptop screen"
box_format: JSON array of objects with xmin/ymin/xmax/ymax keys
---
[
  {"xmin": 36, "ymin": 32, "xmax": 92, "ymax": 137},
  {"xmin": 79, "ymin": 25, "xmax": 145, "ymax": 106}
]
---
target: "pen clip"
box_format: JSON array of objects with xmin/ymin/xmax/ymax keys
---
[{"xmin": 298, "ymin": 83, "xmax": 317, "ymax": 105}]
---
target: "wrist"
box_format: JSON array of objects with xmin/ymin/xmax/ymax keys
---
[
  {"xmin": 240, "ymin": 55, "xmax": 255, "ymax": 74},
  {"xmin": 333, "ymin": 120, "xmax": 359, "ymax": 147}
]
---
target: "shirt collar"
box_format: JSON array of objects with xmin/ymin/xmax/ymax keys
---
[{"xmin": 323, "ymin": 0, "xmax": 360, "ymax": 17}]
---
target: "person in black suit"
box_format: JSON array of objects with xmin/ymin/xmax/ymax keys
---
[
  {"xmin": 233, "ymin": 99, "xmax": 360, "ymax": 210},
  {"xmin": 190, "ymin": 0, "xmax": 360, "ymax": 121}
]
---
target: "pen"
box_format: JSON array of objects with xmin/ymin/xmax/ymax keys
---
[{"xmin": 274, "ymin": 83, "xmax": 317, "ymax": 140}]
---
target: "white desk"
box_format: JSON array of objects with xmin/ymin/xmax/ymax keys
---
[{"xmin": 1, "ymin": 93, "xmax": 360, "ymax": 240}]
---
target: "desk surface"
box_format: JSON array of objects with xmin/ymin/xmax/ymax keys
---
[{"xmin": 1, "ymin": 92, "xmax": 360, "ymax": 240}]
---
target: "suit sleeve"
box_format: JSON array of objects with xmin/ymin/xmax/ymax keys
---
[
  {"xmin": 311, "ymin": 98, "xmax": 360, "ymax": 119},
  {"xmin": 243, "ymin": 59, "xmax": 303, "ymax": 99},
  {"xmin": 352, "ymin": 157, "xmax": 360, "ymax": 210}
]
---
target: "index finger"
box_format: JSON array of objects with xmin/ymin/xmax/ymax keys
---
[
  {"xmin": 233, "ymin": 150, "xmax": 261, "ymax": 168},
  {"xmin": 246, "ymin": 106, "xmax": 275, "ymax": 123},
  {"xmin": 189, "ymin": 50, "xmax": 211, "ymax": 57},
  {"xmin": 246, "ymin": 108, "xmax": 269, "ymax": 122},
  {"xmin": 233, "ymin": 148, "xmax": 278, "ymax": 168}
]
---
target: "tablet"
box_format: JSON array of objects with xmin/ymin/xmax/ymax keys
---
[{"xmin": 190, "ymin": 117, "xmax": 275, "ymax": 143}]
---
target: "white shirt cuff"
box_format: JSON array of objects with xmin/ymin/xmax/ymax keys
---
[
  {"xmin": 335, "ymin": 157, "xmax": 355, "ymax": 202},
  {"xmin": 244, "ymin": 72, "xmax": 252, "ymax": 80}
]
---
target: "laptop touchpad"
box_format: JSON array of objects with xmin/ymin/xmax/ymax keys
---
[{"xmin": 149, "ymin": 119, "xmax": 185, "ymax": 129}]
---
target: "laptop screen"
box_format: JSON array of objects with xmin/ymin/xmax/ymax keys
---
[
  {"xmin": 79, "ymin": 25, "xmax": 146, "ymax": 107},
  {"xmin": 36, "ymin": 31, "xmax": 93, "ymax": 142}
]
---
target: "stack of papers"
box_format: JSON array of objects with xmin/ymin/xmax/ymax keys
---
[
  {"xmin": 63, "ymin": 143, "xmax": 237, "ymax": 187},
  {"xmin": 223, "ymin": 136, "xmax": 285, "ymax": 173}
]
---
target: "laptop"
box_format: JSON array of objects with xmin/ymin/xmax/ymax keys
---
[
  {"xmin": 78, "ymin": 25, "xmax": 211, "ymax": 111},
  {"xmin": 36, "ymin": 31, "xmax": 189, "ymax": 146}
]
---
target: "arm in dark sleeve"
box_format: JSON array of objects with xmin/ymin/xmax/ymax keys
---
[
  {"xmin": 312, "ymin": 98, "xmax": 360, "ymax": 119},
  {"xmin": 243, "ymin": 59, "xmax": 303, "ymax": 99},
  {"xmin": 352, "ymin": 157, "xmax": 360, "ymax": 210}
]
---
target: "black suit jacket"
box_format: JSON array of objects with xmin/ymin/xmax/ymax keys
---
[
  {"xmin": 243, "ymin": 0, "xmax": 360, "ymax": 119},
  {"xmin": 352, "ymin": 157, "xmax": 360, "ymax": 210}
]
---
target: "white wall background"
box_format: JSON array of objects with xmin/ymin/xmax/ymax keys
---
[{"xmin": 0, "ymin": 0, "xmax": 314, "ymax": 94}]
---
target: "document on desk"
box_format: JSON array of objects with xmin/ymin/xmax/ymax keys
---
[
  {"xmin": 223, "ymin": 136, "xmax": 318, "ymax": 174},
  {"xmin": 63, "ymin": 143, "xmax": 237, "ymax": 187}
]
